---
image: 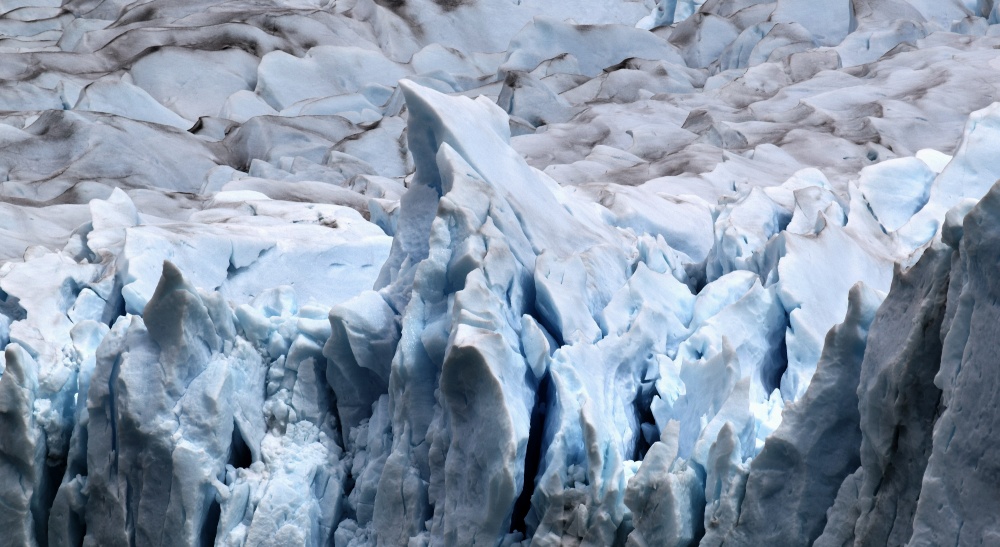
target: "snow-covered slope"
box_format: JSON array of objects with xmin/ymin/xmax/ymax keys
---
[{"xmin": 0, "ymin": 0, "xmax": 999, "ymax": 545}]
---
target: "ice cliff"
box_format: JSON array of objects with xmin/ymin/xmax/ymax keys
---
[{"xmin": 1, "ymin": 0, "xmax": 1000, "ymax": 545}]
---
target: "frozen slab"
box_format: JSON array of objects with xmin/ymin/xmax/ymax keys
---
[
  {"xmin": 502, "ymin": 18, "xmax": 685, "ymax": 78},
  {"xmin": 0, "ymin": 110, "xmax": 221, "ymax": 196},
  {"xmin": 74, "ymin": 78, "xmax": 194, "ymax": 130},
  {"xmin": 120, "ymin": 198, "xmax": 391, "ymax": 314},
  {"xmin": 772, "ymin": 0, "xmax": 852, "ymax": 46},
  {"xmin": 858, "ymin": 157, "xmax": 935, "ymax": 232},
  {"xmin": 901, "ymin": 102, "xmax": 1000, "ymax": 249},
  {"xmin": 130, "ymin": 46, "xmax": 259, "ymax": 120},
  {"xmin": 256, "ymin": 46, "xmax": 409, "ymax": 111}
]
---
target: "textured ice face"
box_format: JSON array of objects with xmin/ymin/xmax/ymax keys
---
[{"xmin": 1, "ymin": 0, "xmax": 1000, "ymax": 546}]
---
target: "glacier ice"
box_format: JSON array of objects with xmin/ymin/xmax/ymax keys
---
[{"xmin": 1, "ymin": 0, "xmax": 1000, "ymax": 545}]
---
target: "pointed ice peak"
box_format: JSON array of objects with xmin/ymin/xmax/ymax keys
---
[
  {"xmin": 87, "ymin": 188, "xmax": 139, "ymax": 261},
  {"xmin": 398, "ymin": 81, "xmax": 622, "ymax": 255},
  {"xmin": 89, "ymin": 188, "xmax": 139, "ymax": 232},
  {"xmin": 143, "ymin": 261, "xmax": 225, "ymax": 376},
  {"xmin": 398, "ymin": 79, "xmax": 509, "ymax": 194},
  {"xmin": 0, "ymin": 343, "xmax": 44, "ymax": 546}
]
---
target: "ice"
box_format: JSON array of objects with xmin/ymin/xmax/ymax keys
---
[
  {"xmin": 86, "ymin": 263, "xmax": 236, "ymax": 545},
  {"xmin": 776, "ymin": 191, "xmax": 896, "ymax": 400},
  {"xmin": 75, "ymin": 262, "xmax": 347, "ymax": 547},
  {"xmin": 118, "ymin": 202, "xmax": 390, "ymax": 313},
  {"xmin": 1, "ymin": 0, "xmax": 1000, "ymax": 545},
  {"xmin": 811, "ymin": 244, "xmax": 953, "ymax": 545},
  {"xmin": 256, "ymin": 46, "xmax": 409, "ymax": 111},
  {"xmin": 702, "ymin": 283, "xmax": 882, "ymax": 546},
  {"xmin": 0, "ymin": 111, "xmax": 222, "ymax": 197},
  {"xmin": 323, "ymin": 290, "xmax": 399, "ymax": 434},
  {"xmin": 352, "ymin": 81, "xmax": 633, "ymax": 544},
  {"xmin": 904, "ymin": 187, "xmax": 1000, "ymax": 546},
  {"xmin": 220, "ymin": 90, "xmax": 280, "ymax": 124},
  {"xmin": 772, "ymin": 0, "xmax": 852, "ymax": 46},
  {"xmin": 900, "ymin": 102, "xmax": 1000, "ymax": 250},
  {"xmin": 670, "ymin": 13, "xmax": 741, "ymax": 69},
  {"xmin": 130, "ymin": 47, "xmax": 259, "ymax": 121},
  {"xmin": 74, "ymin": 78, "xmax": 194, "ymax": 130},
  {"xmin": 858, "ymin": 157, "xmax": 936, "ymax": 232},
  {"xmin": 502, "ymin": 18, "xmax": 685, "ymax": 78},
  {"xmin": 497, "ymin": 71, "xmax": 579, "ymax": 131},
  {"xmin": 0, "ymin": 345, "xmax": 44, "ymax": 545}
]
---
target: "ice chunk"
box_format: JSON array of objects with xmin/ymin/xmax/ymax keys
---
[
  {"xmin": 705, "ymin": 283, "xmax": 882, "ymax": 546},
  {"xmin": 130, "ymin": 46, "xmax": 258, "ymax": 120},
  {"xmin": 0, "ymin": 249, "xmax": 103, "ymax": 371},
  {"xmin": 0, "ymin": 344, "xmax": 45, "ymax": 545},
  {"xmin": 624, "ymin": 439, "xmax": 705, "ymax": 547},
  {"xmin": 502, "ymin": 18, "xmax": 685, "ymax": 78},
  {"xmin": 599, "ymin": 187, "xmax": 715, "ymax": 262},
  {"xmin": 858, "ymin": 157, "xmax": 935, "ymax": 232},
  {"xmin": 0, "ymin": 109, "xmax": 221, "ymax": 194},
  {"xmin": 83, "ymin": 263, "xmax": 272, "ymax": 546},
  {"xmin": 670, "ymin": 13, "xmax": 742, "ymax": 69},
  {"xmin": 636, "ymin": 0, "xmax": 680, "ymax": 29},
  {"xmin": 699, "ymin": 424, "xmax": 748, "ymax": 546},
  {"xmin": 772, "ymin": 0, "xmax": 852, "ymax": 46},
  {"xmin": 119, "ymin": 204, "xmax": 390, "ymax": 313},
  {"xmin": 256, "ymin": 46, "xmax": 409, "ymax": 110},
  {"xmin": 812, "ymin": 242, "xmax": 953, "ymax": 545},
  {"xmin": 220, "ymin": 90, "xmax": 279, "ymax": 124},
  {"xmin": 777, "ymin": 184, "xmax": 895, "ymax": 400},
  {"xmin": 324, "ymin": 290, "xmax": 399, "ymax": 435},
  {"xmin": 915, "ymin": 148, "xmax": 953, "ymax": 173},
  {"xmin": 496, "ymin": 71, "xmax": 577, "ymax": 129},
  {"xmin": 901, "ymin": 102, "xmax": 1000, "ymax": 248},
  {"xmin": 74, "ymin": 78, "xmax": 193, "ymax": 130}
]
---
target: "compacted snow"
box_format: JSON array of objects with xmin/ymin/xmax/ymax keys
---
[{"xmin": 1, "ymin": 0, "xmax": 1000, "ymax": 545}]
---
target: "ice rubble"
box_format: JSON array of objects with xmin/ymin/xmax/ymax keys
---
[{"xmin": 1, "ymin": 0, "xmax": 1000, "ymax": 545}]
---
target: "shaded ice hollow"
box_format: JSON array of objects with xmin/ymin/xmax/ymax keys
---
[{"xmin": 0, "ymin": 0, "xmax": 1000, "ymax": 545}]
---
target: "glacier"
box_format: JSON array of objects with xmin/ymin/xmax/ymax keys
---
[{"xmin": 1, "ymin": 0, "xmax": 1000, "ymax": 545}]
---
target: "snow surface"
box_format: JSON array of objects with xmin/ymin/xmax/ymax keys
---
[{"xmin": 0, "ymin": 0, "xmax": 999, "ymax": 545}]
